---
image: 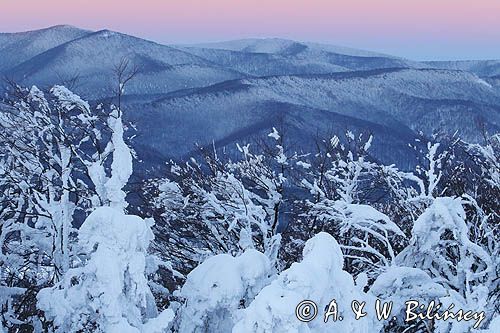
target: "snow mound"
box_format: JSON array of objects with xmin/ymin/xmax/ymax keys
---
[
  {"xmin": 233, "ymin": 232, "xmax": 380, "ymax": 333},
  {"xmin": 370, "ymin": 266, "xmax": 447, "ymax": 317},
  {"xmin": 50, "ymin": 85, "xmax": 91, "ymax": 112},
  {"xmin": 78, "ymin": 206, "xmax": 152, "ymax": 252},
  {"xmin": 178, "ymin": 249, "xmax": 272, "ymax": 332}
]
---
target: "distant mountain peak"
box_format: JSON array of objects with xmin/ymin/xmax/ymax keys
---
[
  {"xmin": 2, "ymin": 24, "xmax": 90, "ymax": 36},
  {"xmin": 0, "ymin": 25, "xmax": 92, "ymax": 71},
  {"xmin": 45, "ymin": 24, "xmax": 81, "ymax": 30},
  {"xmin": 181, "ymin": 37, "xmax": 392, "ymax": 58},
  {"xmin": 94, "ymin": 29, "xmax": 117, "ymax": 38}
]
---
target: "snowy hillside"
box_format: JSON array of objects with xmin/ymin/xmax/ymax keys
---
[
  {"xmin": 0, "ymin": 26, "xmax": 499, "ymax": 169},
  {"xmin": 188, "ymin": 38, "xmax": 393, "ymax": 57},
  {"xmin": 177, "ymin": 38, "xmax": 423, "ymax": 76},
  {"xmin": 0, "ymin": 25, "xmax": 89, "ymax": 71},
  {"xmin": 3, "ymin": 28, "xmax": 245, "ymax": 99},
  {"xmin": 426, "ymin": 60, "xmax": 500, "ymax": 77},
  {"xmin": 124, "ymin": 67, "xmax": 499, "ymax": 169}
]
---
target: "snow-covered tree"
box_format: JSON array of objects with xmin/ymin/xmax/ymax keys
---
[
  {"xmin": 0, "ymin": 85, "xmax": 109, "ymax": 274},
  {"xmin": 0, "ymin": 84, "xmax": 119, "ymax": 328},
  {"xmin": 296, "ymin": 133, "xmax": 406, "ymax": 276},
  {"xmin": 37, "ymin": 207, "xmax": 173, "ymax": 333},
  {"xmin": 0, "ymin": 81, "xmax": 140, "ymax": 330},
  {"xmin": 90, "ymin": 104, "xmax": 133, "ymax": 211},
  {"xmin": 24, "ymin": 80, "xmax": 173, "ymax": 332},
  {"xmin": 146, "ymin": 134, "xmax": 285, "ymax": 281}
]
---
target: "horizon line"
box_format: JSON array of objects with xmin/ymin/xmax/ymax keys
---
[{"xmin": 2, "ymin": 24, "xmax": 500, "ymax": 63}]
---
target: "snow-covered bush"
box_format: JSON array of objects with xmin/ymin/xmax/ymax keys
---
[
  {"xmin": 369, "ymin": 267, "xmax": 447, "ymax": 331},
  {"xmin": 306, "ymin": 200, "xmax": 404, "ymax": 277},
  {"xmin": 396, "ymin": 197, "xmax": 497, "ymax": 332},
  {"xmin": 176, "ymin": 249, "xmax": 272, "ymax": 332},
  {"xmin": 234, "ymin": 232, "xmax": 381, "ymax": 333},
  {"xmin": 297, "ymin": 133, "xmax": 407, "ymax": 276},
  {"xmin": 146, "ymin": 134, "xmax": 285, "ymax": 280}
]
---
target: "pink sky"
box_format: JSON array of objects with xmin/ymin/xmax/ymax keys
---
[{"xmin": 1, "ymin": 0, "xmax": 500, "ymax": 60}]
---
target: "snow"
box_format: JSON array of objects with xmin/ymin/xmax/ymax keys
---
[
  {"xmin": 330, "ymin": 136, "xmax": 340, "ymax": 148},
  {"xmin": 406, "ymin": 198, "xmax": 491, "ymax": 264},
  {"xmin": 424, "ymin": 142, "xmax": 442, "ymax": 197},
  {"xmin": 370, "ymin": 267, "xmax": 447, "ymax": 318},
  {"xmin": 363, "ymin": 135, "xmax": 373, "ymax": 151},
  {"xmin": 396, "ymin": 197, "xmax": 496, "ymax": 332},
  {"xmin": 268, "ymin": 127, "xmax": 280, "ymax": 140},
  {"xmin": 50, "ymin": 85, "xmax": 91, "ymax": 113},
  {"xmin": 178, "ymin": 249, "xmax": 272, "ymax": 332},
  {"xmin": 104, "ymin": 107, "xmax": 133, "ymax": 210},
  {"xmin": 475, "ymin": 77, "xmax": 493, "ymax": 88},
  {"xmin": 296, "ymin": 161, "xmax": 311, "ymax": 169},
  {"xmin": 338, "ymin": 202, "xmax": 404, "ymax": 236},
  {"xmin": 307, "ymin": 199, "xmax": 404, "ymax": 270}
]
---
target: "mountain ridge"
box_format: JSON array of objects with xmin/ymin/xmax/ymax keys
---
[{"xmin": 1, "ymin": 25, "xmax": 499, "ymax": 171}]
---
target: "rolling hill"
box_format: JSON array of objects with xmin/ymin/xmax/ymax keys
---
[
  {"xmin": 3, "ymin": 28, "xmax": 246, "ymax": 99},
  {"xmin": 0, "ymin": 25, "xmax": 499, "ymax": 172}
]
